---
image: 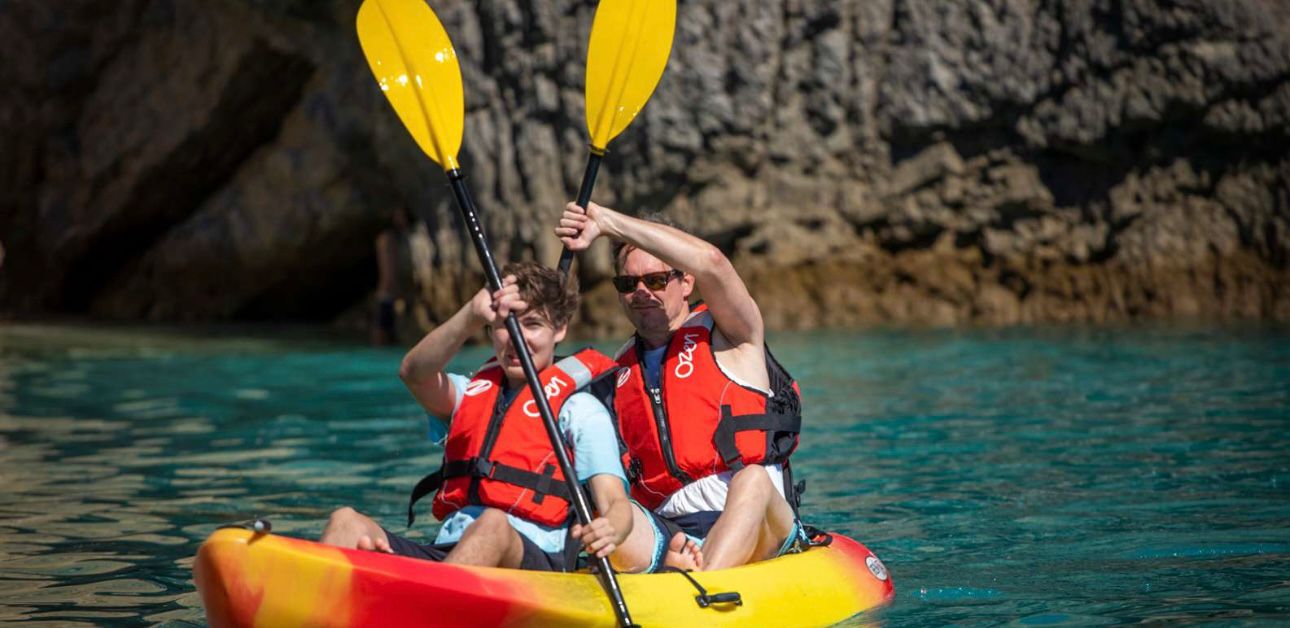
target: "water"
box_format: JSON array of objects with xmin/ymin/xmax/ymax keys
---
[{"xmin": 1, "ymin": 323, "xmax": 1287, "ymax": 625}]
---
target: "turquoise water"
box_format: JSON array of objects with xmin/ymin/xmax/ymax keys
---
[{"xmin": 1, "ymin": 323, "xmax": 1287, "ymax": 625}]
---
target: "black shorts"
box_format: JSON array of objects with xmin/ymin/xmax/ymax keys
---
[
  {"xmin": 381, "ymin": 527, "xmax": 565, "ymax": 572},
  {"xmin": 638, "ymin": 508, "xmax": 807, "ymax": 572},
  {"xmin": 649, "ymin": 509, "xmax": 721, "ymax": 542}
]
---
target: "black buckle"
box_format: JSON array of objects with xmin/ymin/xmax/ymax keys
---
[
  {"xmin": 657, "ymin": 567, "xmax": 742, "ymax": 609},
  {"xmin": 473, "ymin": 459, "xmax": 495, "ymax": 478},
  {"xmin": 532, "ymin": 464, "xmax": 557, "ymax": 505}
]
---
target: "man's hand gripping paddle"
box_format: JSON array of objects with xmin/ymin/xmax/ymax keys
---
[
  {"xmin": 555, "ymin": 0, "xmax": 677, "ymax": 280},
  {"xmin": 355, "ymin": 1, "xmax": 636, "ymax": 625}
]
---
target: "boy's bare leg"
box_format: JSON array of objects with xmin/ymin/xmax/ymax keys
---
[
  {"xmin": 607, "ymin": 503, "xmax": 661, "ymax": 573},
  {"xmin": 320, "ymin": 507, "xmax": 391, "ymax": 551},
  {"xmin": 444, "ymin": 508, "xmax": 526, "ymax": 568}
]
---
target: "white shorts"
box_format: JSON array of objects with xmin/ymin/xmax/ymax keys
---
[{"xmin": 654, "ymin": 463, "xmax": 786, "ymax": 518}]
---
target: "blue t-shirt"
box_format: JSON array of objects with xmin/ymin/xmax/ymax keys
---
[
  {"xmin": 425, "ymin": 373, "xmax": 627, "ymax": 553},
  {"xmin": 642, "ymin": 344, "xmax": 667, "ymax": 390}
]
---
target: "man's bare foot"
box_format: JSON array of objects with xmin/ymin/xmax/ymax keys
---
[
  {"xmin": 356, "ymin": 534, "xmax": 393, "ymax": 553},
  {"xmin": 662, "ymin": 531, "xmax": 703, "ymax": 571}
]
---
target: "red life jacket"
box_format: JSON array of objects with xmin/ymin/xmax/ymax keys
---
[
  {"xmin": 406, "ymin": 348, "xmax": 618, "ymax": 527},
  {"xmin": 612, "ymin": 306, "xmax": 802, "ymax": 510}
]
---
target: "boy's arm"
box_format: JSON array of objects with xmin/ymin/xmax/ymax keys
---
[
  {"xmin": 579, "ymin": 475, "xmax": 634, "ymax": 558},
  {"xmin": 399, "ymin": 286, "xmax": 496, "ymax": 420},
  {"xmin": 565, "ymin": 392, "xmax": 633, "ymax": 558}
]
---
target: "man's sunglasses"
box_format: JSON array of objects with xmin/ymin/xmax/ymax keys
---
[{"xmin": 611, "ymin": 270, "xmax": 683, "ymax": 293}]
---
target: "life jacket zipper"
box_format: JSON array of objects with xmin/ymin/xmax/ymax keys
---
[{"xmin": 650, "ymin": 382, "xmax": 693, "ymax": 485}]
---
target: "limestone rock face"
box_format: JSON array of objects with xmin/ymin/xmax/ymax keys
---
[{"xmin": 2, "ymin": 0, "xmax": 1287, "ymax": 334}]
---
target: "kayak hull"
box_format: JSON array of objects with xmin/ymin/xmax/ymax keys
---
[{"xmin": 194, "ymin": 528, "xmax": 893, "ymax": 627}]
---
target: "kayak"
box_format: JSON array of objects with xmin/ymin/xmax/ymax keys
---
[{"xmin": 193, "ymin": 527, "xmax": 894, "ymax": 626}]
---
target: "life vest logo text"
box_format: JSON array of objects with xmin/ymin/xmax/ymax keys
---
[
  {"xmin": 674, "ymin": 333, "xmax": 700, "ymax": 379},
  {"xmin": 464, "ymin": 380, "xmax": 493, "ymax": 396},
  {"xmin": 523, "ymin": 375, "xmax": 569, "ymax": 417}
]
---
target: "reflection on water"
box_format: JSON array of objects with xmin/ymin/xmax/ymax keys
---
[{"xmin": 1, "ymin": 323, "xmax": 1288, "ymax": 625}]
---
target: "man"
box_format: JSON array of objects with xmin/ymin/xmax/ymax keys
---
[
  {"xmin": 321, "ymin": 262, "xmax": 634, "ymax": 572},
  {"xmin": 556, "ymin": 202, "xmax": 804, "ymax": 572}
]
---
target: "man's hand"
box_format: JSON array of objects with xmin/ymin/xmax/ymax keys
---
[
  {"xmin": 571, "ymin": 516, "xmax": 619, "ymax": 559},
  {"xmin": 555, "ymin": 202, "xmax": 605, "ymax": 252}
]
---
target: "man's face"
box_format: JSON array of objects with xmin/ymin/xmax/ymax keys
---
[
  {"xmin": 615, "ymin": 248, "xmax": 694, "ymax": 339},
  {"xmin": 490, "ymin": 309, "xmax": 567, "ymax": 384}
]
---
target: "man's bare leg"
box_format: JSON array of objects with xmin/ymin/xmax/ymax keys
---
[
  {"xmin": 320, "ymin": 507, "xmax": 392, "ymax": 551},
  {"xmin": 697, "ymin": 466, "xmax": 796, "ymax": 571},
  {"xmin": 443, "ymin": 508, "xmax": 526, "ymax": 568}
]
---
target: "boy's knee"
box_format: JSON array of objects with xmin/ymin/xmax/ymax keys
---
[
  {"xmin": 609, "ymin": 532, "xmax": 656, "ymax": 573},
  {"xmin": 473, "ymin": 508, "xmax": 512, "ymax": 533},
  {"xmin": 328, "ymin": 506, "xmax": 361, "ymax": 526}
]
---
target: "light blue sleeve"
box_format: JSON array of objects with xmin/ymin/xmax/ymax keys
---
[
  {"xmin": 560, "ymin": 392, "xmax": 628, "ymax": 486},
  {"xmin": 425, "ymin": 373, "xmax": 471, "ymax": 445}
]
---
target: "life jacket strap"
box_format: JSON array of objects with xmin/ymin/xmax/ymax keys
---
[
  {"xmin": 488, "ymin": 461, "xmax": 570, "ymax": 505},
  {"xmin": 406, "ymin": 458, "xmax": 572, "ymax": 526},
  {"xmin": 712, "ymin": 405, "xmax": 802, "ymax": 471},
  {"xmin": 407, "ymin": 467, "xmax": 446, "ymax": 527}
]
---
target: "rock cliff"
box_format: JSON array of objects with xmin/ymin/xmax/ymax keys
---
[{"xmin": 2, "ymin": 0, "xmax": 1287, "ymax": 336}]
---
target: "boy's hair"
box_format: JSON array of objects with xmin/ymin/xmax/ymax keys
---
[
  {"xmin": 501, "ymin": 261, "xmax": 579, "ymax": 328},
  {"xmin": 611, "ymin": 212, "xmax": 685, "ymax": 270}
]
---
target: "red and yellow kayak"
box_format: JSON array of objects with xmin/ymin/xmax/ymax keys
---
[{"xmin": 193, "ymin": 527, "xmax": 893, "ymax": 626}]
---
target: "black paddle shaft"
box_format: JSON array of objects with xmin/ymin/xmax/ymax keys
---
[
  {"xmin": 445, "ymin": 169, "xmax": 636, "ymax": 628},
  {"xmin": 555, "ymin": 148, "xmax": 605, "ymax": 280}
]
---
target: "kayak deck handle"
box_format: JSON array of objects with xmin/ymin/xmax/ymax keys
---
[
  {"xmin": 657, "ymin": 567, "xmax": 743, "ymax": 609},
  {"xmin": 697, "ymin": 591, "xmax": 743, "ymax": 608},
  {"xmin": 217, "ymin": 518, "xmax": 273, "ymax": 535}
]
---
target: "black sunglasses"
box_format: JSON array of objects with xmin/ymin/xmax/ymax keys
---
[{"xmin": 611, "ymin": 270, "xmax": 683, "ymax": 293}]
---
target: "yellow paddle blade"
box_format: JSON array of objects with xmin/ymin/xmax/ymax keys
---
[
  {"xmin": 356, "ymin": 0, "xmax": 463, "ymax": 170},
  {"xmin": 585, "ymin": 0, "xmax": 676, "ymax": 150}
]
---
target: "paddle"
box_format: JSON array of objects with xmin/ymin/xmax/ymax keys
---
[
  {"xmin": 555, "ymin": 0, "xmax": 677, "ymax": 280},
  {"xmin": 355, "ymin": 2, "xmax": 636, "ymax": 626}
]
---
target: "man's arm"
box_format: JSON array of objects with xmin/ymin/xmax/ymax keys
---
[{"xmin": 556, "ymin": 202, "xmax": 764, "ymax": 350}]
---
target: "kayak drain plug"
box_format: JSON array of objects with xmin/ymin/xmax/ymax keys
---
[{"xmin": 658, "ymin": 567, "xmax": 742, "ymax": 609}]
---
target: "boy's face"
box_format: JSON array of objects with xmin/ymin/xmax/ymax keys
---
[{"xmin": 489, "ymin": 309, "xmax": 567, "ymax": 385}]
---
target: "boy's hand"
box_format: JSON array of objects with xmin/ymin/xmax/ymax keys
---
[
  {"xmin": 571, "ymin": 516, "xmax": 618, "ymax": 559},
  {"xmin": 492, "ymin": 275, "xmax": 526, "ymax": 320},
  {"xmin": 467, "ymin": 275, "xmax": 526, "ymax": 325}
]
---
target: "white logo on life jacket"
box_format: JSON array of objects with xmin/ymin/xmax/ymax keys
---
[
  {"xmin": 464, "ymin": 380, "xmax": 493, "ymax": 396},
  {"xmin": 616, "ymin": 367, "xmax": 631, "ymax": 388},
  {"xmin": 674, "ymin": 333, "xmax": 700, "ymax": 379},
  {"xmin": 522, "ymin": 375, "xmax": 569, "ymax": 417}
]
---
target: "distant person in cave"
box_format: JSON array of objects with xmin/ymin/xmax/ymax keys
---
[{"xmin": 371, "ymin": 205, "xmax": 419, "ymax": 346}]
